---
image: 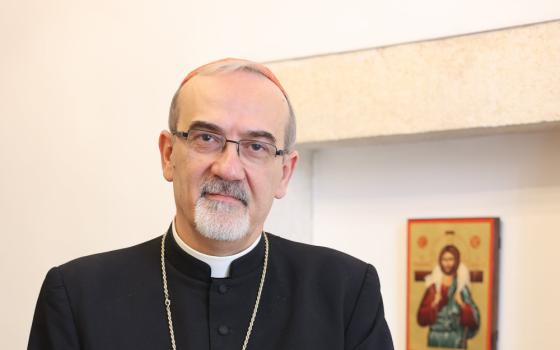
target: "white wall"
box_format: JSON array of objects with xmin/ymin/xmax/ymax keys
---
[{"xmin": 312, "ymin": 129, "xmax": 560, "ymax": 350}]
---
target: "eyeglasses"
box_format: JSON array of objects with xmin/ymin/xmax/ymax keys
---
[{"xmin": 173, "ymin": 129, "xmax": 286, "ymax": 165}]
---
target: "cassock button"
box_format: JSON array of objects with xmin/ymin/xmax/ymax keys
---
[
  {"xmin": 218, "ymin": 325, "xmax": 230, "ymax": 336},
  {"xmin": 218, "ymin": 284, "xmax": 228, "ymax": 294}
]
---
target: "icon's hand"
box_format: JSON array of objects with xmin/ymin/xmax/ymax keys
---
[
  {"xmin": 454, "ymin": 292, "xmax": 465, "ymax": 307},
  {"xmin": 432, "ymin": 291, "xmax": 441, "ymax": 308}
]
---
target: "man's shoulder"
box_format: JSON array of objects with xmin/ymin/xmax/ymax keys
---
[
  {"xmin": 266, "ymin": 233, "xmax": 383, "ymax": 328},
  {"xmin": 55, "ymin": 236, "xmax": 162, "ymax": 285},
  {"xmin": 267, "ymin": 233, "xmax": 374, "ymax": 278}
]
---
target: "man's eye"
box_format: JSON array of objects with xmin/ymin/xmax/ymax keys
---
[
  {"xmin": 249, "ymin": 143, "xmax": 265, "ymax": 151},
  {"xmin": 195, "ymin": 133, "xmax": 218, "ymax": 143},
  {"xmin": 201, "ymin": 134, "xmax": 213, "ymax": 141},
  {"xmin": 245, "ymin": 142, "xmax": 273, "ymax": 154}
]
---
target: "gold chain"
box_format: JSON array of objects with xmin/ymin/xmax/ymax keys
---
[{"xmin": 160, "ymin": 232, "xmax": 269, "ymax": 350}]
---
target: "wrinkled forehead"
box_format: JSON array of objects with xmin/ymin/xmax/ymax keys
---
[
  {"xmin": 176, "ymin": 70, "xmax": 290, "ymax": 141},
  {"xmin": 172, "ymin": 58, "xmax": 293, "ymax": 148}
]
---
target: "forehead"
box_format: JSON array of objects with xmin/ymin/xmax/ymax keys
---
[
  {"xmin": 176, "ymin": 71, "xmax": 289, "ymax": 141},
  {"xmin": 441, "ymin": 251, "xmax": 455, "ymax": 259}
]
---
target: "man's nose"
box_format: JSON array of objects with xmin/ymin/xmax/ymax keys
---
[{"xmin": 210, "ymin": 142, "xmax": 245, "ymax": 181}]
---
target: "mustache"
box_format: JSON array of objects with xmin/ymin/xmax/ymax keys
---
[{"xmin": 200, "ymin": 178, "xmax": 249, "ymax": 206}]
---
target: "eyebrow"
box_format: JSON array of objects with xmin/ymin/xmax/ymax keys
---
[
  {"xmin": 188, "ymin": 121, "xmax": 224, "ymax": 133},
  {"xmin": 245, "ymin": 130, "xmax": 277, "ymax": 145},
  {"xmin": 188, "ymin": 120, "xmax": 278, "ymax": 145}
]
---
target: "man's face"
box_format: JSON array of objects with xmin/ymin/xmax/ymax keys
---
[
  {"xmin": 160, "ymin": 71, "xmax": 298, "ymax": 242},
  {"xmin": 440, "ymin": 251, "xmax": 457, "ymax": 275}
]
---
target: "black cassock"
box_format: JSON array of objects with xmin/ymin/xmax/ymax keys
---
[{"xmin": 29, "ymin": 227, "xmax": 393, "ymax": 350}]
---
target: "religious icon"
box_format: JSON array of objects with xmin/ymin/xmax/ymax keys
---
[{"xmin": 406, "ymin": 218, "xmax": 500, "ymax": 350}]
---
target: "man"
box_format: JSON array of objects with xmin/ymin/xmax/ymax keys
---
[
  {"xmin": 28, "ymin": 58, "xmax": 393, "ymax": 349},
  {"xmin": 417, "ymin": 245, "xmax": 480, "ymax": 348}
]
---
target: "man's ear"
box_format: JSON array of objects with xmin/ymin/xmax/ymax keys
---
[
  {"xmin": 159, "ymin": 131, "xmax": 174, "ymax": 182},
  {"xmin": 274, "ymin": 150, "xmax": 299, "ymax": 199}
]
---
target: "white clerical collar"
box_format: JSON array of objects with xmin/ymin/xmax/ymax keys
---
[{"xmin": 171, "ymin": 219, "xmax": 261, "ymax": 278}]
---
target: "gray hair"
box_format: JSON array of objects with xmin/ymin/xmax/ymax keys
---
[{"xmin": 168, "ymin": 61, "xmax": 297, "ymax": 152}]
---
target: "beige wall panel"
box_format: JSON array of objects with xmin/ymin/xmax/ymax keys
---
[{"xmin": 269, "ymin": 21, "xmax": 560, "ymax": 144}]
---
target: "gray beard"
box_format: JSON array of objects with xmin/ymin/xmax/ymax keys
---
[{"xmin": 194, "ymin": 197, "xmax": 250, "ymax": 241}]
